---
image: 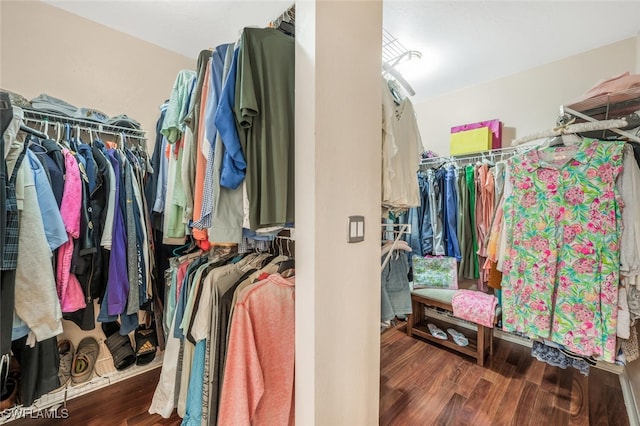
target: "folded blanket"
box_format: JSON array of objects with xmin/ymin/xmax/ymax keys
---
[{"xmin": 451, "ymin": 289, "xmax": 498, "ymax": 328}]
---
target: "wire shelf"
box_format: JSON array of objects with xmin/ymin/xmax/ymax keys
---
[
  {"xmin": 22, "ymin": 109, "xmax": 147, "ymax": 139},
  {"xmin": 382, "ymin": 29, "xmax": 409, "ymax": 64}
]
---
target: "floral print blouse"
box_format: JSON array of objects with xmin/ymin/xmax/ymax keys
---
[{"xmin": 501, "ymin": 138, "xmax": 624, "ymax": 362}]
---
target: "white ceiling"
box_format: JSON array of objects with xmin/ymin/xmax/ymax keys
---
[{"xmin": 43, "ymin": 0, "xmax": 640, "ymax": 103}]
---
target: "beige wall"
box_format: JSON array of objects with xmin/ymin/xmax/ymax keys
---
[
  {"xmin": 414, "ymin": 37, "xmax": 638, "ymax": 155},
  {"xmin": 0, "ymin": 0, "xmax": 194, "ymax": 146},
  {"xmin": 296, "ymin": 1, "xmax": 382, "ymax": 424},
  {"xmin": 636, "ymin": 32, "xmax": 640, "ymax": 72}
]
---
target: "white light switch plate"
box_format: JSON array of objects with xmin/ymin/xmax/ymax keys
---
[{"xmin": 347, "ymin": 216, "xmax": 365, "ymax": 243}]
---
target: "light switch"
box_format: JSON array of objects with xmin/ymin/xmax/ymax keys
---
[{"xmin": 347, "ymin": 216, "xmax": 365, "ymax": 243}]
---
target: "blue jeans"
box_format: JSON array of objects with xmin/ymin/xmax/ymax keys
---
[
  {"xmin": 406, "ymin": 173, "xmax": 430, "ymax": 257},
  {"xmin": 381, "ymin": 252, "xmax": 412, "ymax": 321},
  {"xmin": 428, "ymin": 169, "xmax": 445, "ymax": 255},
  {"xmin": 445, "ymin": 166, "xmax": 461, "ymax": 261}
]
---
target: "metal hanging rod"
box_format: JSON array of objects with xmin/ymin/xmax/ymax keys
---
[
  {"xmin": 561, "ymin": 106, "xmax": 640, "ymax": 144},
  {"xmin": 512, "ymin": 117, "xmax": 633, "ymax": 146},
  {"xmin": 382, "ymin": 223, "xmax": 412, "ymax": 234},
  {"xmin": 24, "ymin": 117, "xmax": 148, "ymax": 143},
  {"xmin": 22, "ymin": 109, "xmax": 146, "ymax": 139},
  {"xmin": 420, "ymin": 146, "xmax": 530, "ymax": 168}
]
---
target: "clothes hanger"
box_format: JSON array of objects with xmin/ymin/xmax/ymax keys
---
[
  {"xmin": 386, "ymin": 78, "xmax": 404, "ymax": 105},
  {"xmin": 172, "ymin": 236, "xmax": 197, "ymax": 257},
  {"xmin": 277, "ymin": 239, "xmax": 295, "ymax": 275},
  {"xmin": 19, "ymin": 123, "xmax": 47, "ymax": 139},
  {"xmin": 382, "ymin": 62, "xmax": 415, "ymax": 96},
  {"xmin": 56, "ymin": 122, "xmax": 62, "ymax": 145},
  {"xmin": 118, "ymin": 132, "xmax": 125, "ymax": 150},
  {"xmin": 277, "ymin": 258, "xmax": 295, "ymax": 274},
  {"xmin": 277, "ymin": 19, "xmax": 295, "ymax": 36}
]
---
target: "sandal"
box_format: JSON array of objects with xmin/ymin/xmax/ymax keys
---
[
  {"xmin": 134, "ymin": 324, "xmax": 158, "ymax": 366},
  {"xmin": 102, "ymin": 322, "xmax": 136, "ymax": 371},
  {"xmin": 71, "ymin": 337, "xmax": 100, "ymax": 384},
  {"xmin": 427, "ymin": 323, "xmax": 448, "ymax": 340},
  {"xmin": 447, "ymin": 328, "xmax": 469, "ymax": 347},
  {"xmin": 56, "ymin": 339, "xmax": 75, "ymax": 389}
]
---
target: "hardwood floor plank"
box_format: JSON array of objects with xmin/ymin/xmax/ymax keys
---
[
  {"xmin": 554, "ymin": 364, "xmax": 574, "ymax": 412},
  {"xmin": 448, "ymin": 358, "xmax": 472, "ymax": 384},
  {"xmin": 386, "ymin": 385, "xmax": 453, "ymax": 426},
  {"xmin": 505, "ymin": 343, "xmax": 532, "ymax": 376},
  {"xmin": 588, "ymin": 372, "xmax": 610, "ymax": 425},
  {"xmin": 588, "ymin": 367, "xmax": 628, "ymax": 426},
  {"xmin": 568, "ymin": 372, "xmax": 589, "ymax": 426},
  {"xmin": 540, "ymin": 363, "xmax": 573, "ymax": 412},
  {"xmin": 525, "ymin": 358, "xmax": 548, "ymax": 385},
  {"xmin": 384, "ymin": 347, "xmax": 451, "ymax": 391},
  {"xmin": 549, "ymin": 406, "xmax": 571, "ymax": 426},
  {"xmin": 506, "ymin": 343, "xmax": 526, "ymax": 366},
  {"xmin": 433, "ymin": 393, "xmax": 467, "ymax": 426},
  {"xmin": 604, "ymin": 384, "xmax": 630, "ymax": 426},
  {"xmin": 411, "ymin": 370, "xmax": 459, "ymax": 423},
  {"xmin": 379, "ymin": 387, "xmax": 411, "ymax": 426},
  {"xmin": 492, "ymin": 377, "xmax": 527, "ymax": 426},
  {"xmin": 482, "ymin": 339, "xmax": 517, "ymax": 384},
  {"xmin": 453, "ymin": 361, "xmax": 485, "ymax": 399},
  {"xmin": 511, "ymin": 381, "xmax": 539, "ymax": 426},
  {"xmin": 531, "ymin": 389, "xmax": 557, "ymax": 425},
  {"xmin": 380, "ymin": 344, "xmax": 429, "ymax": 387},
  {"xmin": 590, "ymin": 365, "xmax": 621, "ymax": 388},
  {"xmin": 458, "ymin": 378, "xmax": 493, "ymax": 425},
  {"xmin": 471, "ymin": 375, "xmax": 511, "ymax": 423}
]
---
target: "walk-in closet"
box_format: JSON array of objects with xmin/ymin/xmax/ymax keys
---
[{"xmin": 1, "ymin": 1, "xmax": 640, "ymax": 425}]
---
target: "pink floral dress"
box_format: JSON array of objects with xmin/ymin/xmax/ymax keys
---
[{"xmin": 502, "ymin": 138, "xmax": 624, "ymax": 362}]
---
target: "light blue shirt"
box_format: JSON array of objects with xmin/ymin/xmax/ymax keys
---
[
  {"xmin": 153, "ymin": 136, "xmax": 169, "ymax": 214},
  {"xmin": 27, "ymin": 149, "xmax": 67, "ymax": 250},
  {"xmin": 182, "ymin": 340, "xmax": 206, "ymax": 426},
  {"xmin": 216, "ymin": 47, "xmax": 247, "ymax": 190},
  {"xmin": 204, "ymin": 44, "xmax": 231, "ymax": 149}
]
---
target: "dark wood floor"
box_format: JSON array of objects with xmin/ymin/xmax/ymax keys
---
[
  {"xmin": 381, "ymin": 326, "xmax": 629, "ymax": 426},
  {"xmin": 9, "ymin": 369, "xmax": 181, "ymax": 426},
  {"xmin": 8, "ymin": 328, "xmax": 629, "ymax": 425}
]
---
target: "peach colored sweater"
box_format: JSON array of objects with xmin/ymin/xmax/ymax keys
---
[{"xmin": 218, "ymin": 274, "xmax": 295, "ymax": 425}]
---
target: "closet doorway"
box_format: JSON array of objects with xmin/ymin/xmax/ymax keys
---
[{"xmin": 379, "ymin": 2, "xmax": 639, "ymax": 424}]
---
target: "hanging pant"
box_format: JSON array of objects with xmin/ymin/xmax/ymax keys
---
[{"xmin": 11, "ymin": 335, "xmax": 60, "ymax": 406}]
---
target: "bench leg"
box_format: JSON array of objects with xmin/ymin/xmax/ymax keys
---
[
  {"xmin": 477, "ymin": 325, "xmax": 486, "ymax": 367},
  {"xmin": 490, "ymin": 327, "xmax": 494, "ymax": 356},
  {"xmin": 408, "ymin": 298, "xmax": 424, "ymax": 338}
]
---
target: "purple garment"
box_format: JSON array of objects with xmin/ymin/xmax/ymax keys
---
[{"xmin": 106, "ymin": 150, "xmax": 129, "ymax": 315}]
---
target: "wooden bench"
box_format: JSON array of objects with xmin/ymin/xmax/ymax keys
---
[{"xmin": 406, "ymin": 288, "xmax": 500, "ymax": 367}]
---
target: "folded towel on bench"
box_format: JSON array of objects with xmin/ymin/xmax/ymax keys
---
[{"xmin": 452, "ymin": 290, "xmax": 498, "ymax": 328}]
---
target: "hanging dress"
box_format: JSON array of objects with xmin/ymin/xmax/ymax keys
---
[{"xmin": 501, "ymin": 138, "xmax": 624, "ymax": 362}]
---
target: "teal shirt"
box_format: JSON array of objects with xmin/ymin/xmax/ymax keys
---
[{"xmin": 162, "ymin": 70, "xmax": 197, "ymax": 144}]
